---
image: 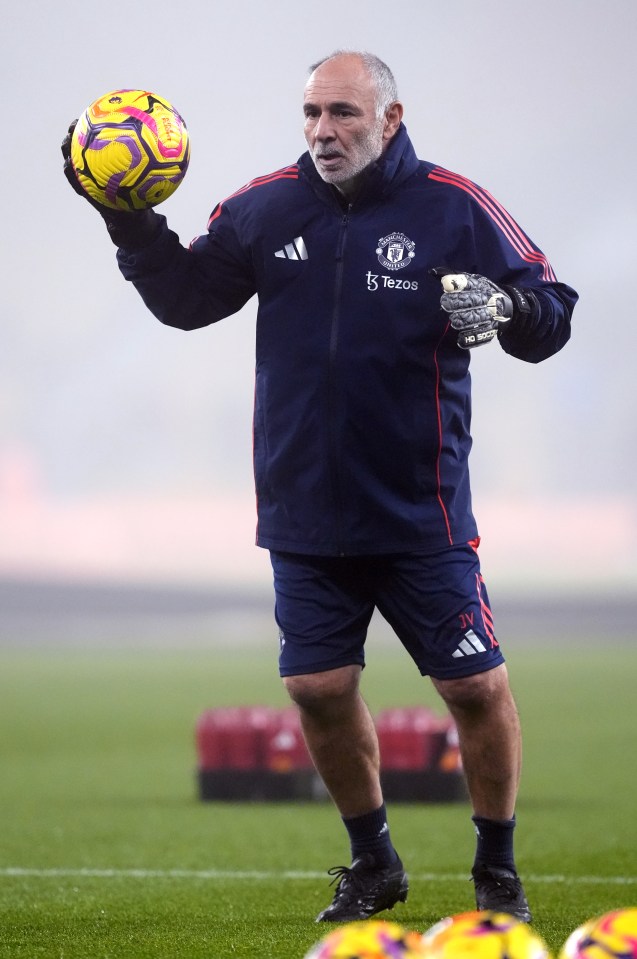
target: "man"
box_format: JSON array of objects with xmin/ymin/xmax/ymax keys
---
[{"xmin": 62, "ymin": 51, "xmax": 578, "ymax": 924}]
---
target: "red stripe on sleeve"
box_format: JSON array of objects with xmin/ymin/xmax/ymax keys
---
[
  {"xmin": 207, "ymin": 166, "xmax": 299, "ymax": 226},
  {"xmin": 428, "ymin": 167, "xmax": 557, "ymax": 283}
]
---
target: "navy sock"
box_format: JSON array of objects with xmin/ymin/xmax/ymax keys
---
[
  {"xmin": 342, "ymin": 803, "xmax": 399, "ymax": 866},
  {"xmin": 472, "ymin": 814, "xmax": 517, "ymax": 874}
]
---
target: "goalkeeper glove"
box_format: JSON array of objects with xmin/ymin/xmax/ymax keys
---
[
  {"xmin": 61, "ymin": 121, "xmax": 161, "ymax": 250},
  {"xmin": 431, "ymin": 268, "xmax": 535, "ymax": 350}
]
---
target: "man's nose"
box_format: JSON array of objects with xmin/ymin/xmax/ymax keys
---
[{"xmin": 314, "ymin": 111, "xmax": 336, "ymax": 141}]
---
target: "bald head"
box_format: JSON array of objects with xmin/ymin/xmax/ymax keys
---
[{"xmin": 309, "ymin": 51, "xmax": 399, "ymax": 119}]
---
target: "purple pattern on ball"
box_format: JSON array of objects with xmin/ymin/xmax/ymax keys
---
[{"xmin": 105, "ymin": 170, "xmax": 127, "ymax": 204}]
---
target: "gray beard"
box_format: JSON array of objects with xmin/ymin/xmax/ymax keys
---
[{"xmin": 311, "ymin": 124, "xmax": 384, "ymax": 189}]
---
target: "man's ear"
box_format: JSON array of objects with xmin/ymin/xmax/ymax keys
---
[{"xmin": 383, "ymin": 101, "xmax": 404, "ymax": 141}]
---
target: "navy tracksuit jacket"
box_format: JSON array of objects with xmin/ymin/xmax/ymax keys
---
[{"xmin": 118, "ymin": 124, "xmax": 578, "ymax": 556}]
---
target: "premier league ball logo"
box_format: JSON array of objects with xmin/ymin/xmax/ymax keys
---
[{"xmin": 376, "ymin": 232, "xmax": 415, "ymax": 271}]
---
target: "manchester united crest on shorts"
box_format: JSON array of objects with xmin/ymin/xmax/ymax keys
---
[{"xmin": 376, "ymin": 232, "xmax": 415, "ymax": 271}]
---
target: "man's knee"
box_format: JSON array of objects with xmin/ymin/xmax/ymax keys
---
[
  {"xmin": 433, "ymin": 663, "xmax": 513, "ymax": 713},
  {"xmin": 283, "ymin": 664, "xmax": 361, "ymax": 714}
]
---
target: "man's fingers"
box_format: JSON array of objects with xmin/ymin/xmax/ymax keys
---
[
  {"xmin": 449, "ymin": 309, "xmax": 494, "ymax": 332},
  {"xmin": 433, "ymin": 270, "xmax": 512, "ymax": 348},
  {"xmin": 441, "ymin": 290, "xmax": 490, "ymax": 313}
]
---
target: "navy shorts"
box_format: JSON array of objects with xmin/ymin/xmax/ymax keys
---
[{"xmin": 270, "ymin": 542, "xmax": 505, "ymax": 681}]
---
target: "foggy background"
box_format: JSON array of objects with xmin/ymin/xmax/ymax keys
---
[{"xmin": 1, "ymin": 0, "xmax": 636, "ymax": 612}]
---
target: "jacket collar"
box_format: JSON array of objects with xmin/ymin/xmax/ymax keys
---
[{"xmin": 299, "ymin": 122, "xmax": 419, "ymax": 207}]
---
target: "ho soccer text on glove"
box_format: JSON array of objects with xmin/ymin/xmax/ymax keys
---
[{"xmin": 431, "ymin": 269, "xmax": 536, "ymax": 350}]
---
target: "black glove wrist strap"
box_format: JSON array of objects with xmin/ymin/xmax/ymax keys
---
[
  {"xmin": 502, "ymin": 285, "xmax": 536, "ymax": 317},
  {"xmin": 500, "ymin": 285, "xmax": 538, "ymax": 332}
]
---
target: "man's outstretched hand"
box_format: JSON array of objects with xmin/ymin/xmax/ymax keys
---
[{"xmin": 61, "ymin": 121, "xmax": 161, "ymax": 249}]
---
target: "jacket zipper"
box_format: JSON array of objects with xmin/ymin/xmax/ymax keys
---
[{"xmin": 328, "ymin": 207, "xmax": 351, "ymax": 555}]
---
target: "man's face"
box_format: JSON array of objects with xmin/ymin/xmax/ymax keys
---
[{"xmin": 303, "ymin": 55, "xmax": 387, "ymax": 196}]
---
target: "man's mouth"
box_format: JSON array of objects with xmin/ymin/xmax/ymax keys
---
[{"xmin": 317, "ymin": 152, "xmax": 343, "ymax": 166}]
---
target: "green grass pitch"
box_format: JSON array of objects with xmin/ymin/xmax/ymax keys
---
[{"xmin": 0, "ymin": 629, "xmax": 635, "ymax": 957}]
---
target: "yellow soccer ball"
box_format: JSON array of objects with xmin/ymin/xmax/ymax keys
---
[
  {"xmin": 70, "ymin": 88, "xmax": 190, "ymax": 211},
  {"xmin": 303, "ymin": 919, "xmax": 429, "ymax": 959},
  {"xmin": 423, "ymin": 910, "xmax": 552, "ymax": 959},
  {"xmin": 559, "ymin": 908, "xmax": 637, "ymax": 959}
]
